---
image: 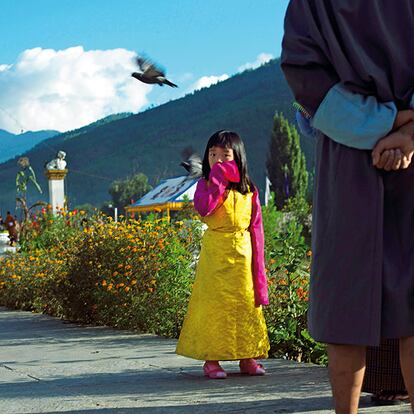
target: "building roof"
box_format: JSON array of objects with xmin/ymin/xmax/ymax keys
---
[{"xmin": 128, "ymin": 175, "xmax": 198, "ymax": 208}]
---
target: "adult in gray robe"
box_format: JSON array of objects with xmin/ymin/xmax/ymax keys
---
[{"xmin": 281, "ymin": 1, "xmax": 414, "ymax": 412}]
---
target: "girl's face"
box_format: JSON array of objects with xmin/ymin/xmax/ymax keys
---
[{"xmin": 208, "ymin": 146, "xmax": 234, "ymax": 169}]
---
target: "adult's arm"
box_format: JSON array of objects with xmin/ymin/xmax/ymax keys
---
[
  {"xmin": 193, "ymin": 160, "xmax": 240, "ymax": 217},
  {"xmin": 295, "ymin": 110, "xmax": 317, "ymax": 139},
  {"xmin": 282, "ymin": 2, "xmax": 397, "ymax": 149},
  {"xmin": 281, "ymin": 0, "xmax": 339, "ymax": 117},
  {"xmin": 295, "ymin": 85, "xmax": 398, "ymax": 151},
  {"xmin": 310, "ymin": 83, "xmax": 397, "ymax": 149}
]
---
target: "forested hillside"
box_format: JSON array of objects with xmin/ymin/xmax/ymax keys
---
[
  {"xmin": 0, "ymin": 59, "xmax": 314, "ymax": 212},
  {"xmin": 0, "ymin": 130, "xmax": 58, "ymax": 163}
]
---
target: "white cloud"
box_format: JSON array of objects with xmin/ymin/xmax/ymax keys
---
[
  {"xmin": 237, "ymin": 52, "xmax": 274, "ymax": 72},
  {"xmin": 190, "ymin": 74, "xmax": 229, "ymax": 92},
  {"xmin": 187, "ymin": 52, "xmax": 273, "ymax": 96},
  {"xmin": 0, "ymin": 46, "xmax": 152, "ymax": 133}
]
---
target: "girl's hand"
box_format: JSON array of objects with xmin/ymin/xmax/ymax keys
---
[{"xmin": 210, "ymin": 160, "xmax": 240, "ymax": 183}]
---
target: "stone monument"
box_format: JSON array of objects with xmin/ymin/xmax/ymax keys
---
[{"xmin": 45, "ymin": 151, "xmax": 68, "ymax": 214}]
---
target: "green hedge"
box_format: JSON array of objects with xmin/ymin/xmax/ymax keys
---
[{"xmin": 0, "ymin": 200, "xmax": 326, "ymax": 364}]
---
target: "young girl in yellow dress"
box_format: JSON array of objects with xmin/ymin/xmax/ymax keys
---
[{"xmin": 176, "ymin": 130, "xmax": 270, "ymax": 379}]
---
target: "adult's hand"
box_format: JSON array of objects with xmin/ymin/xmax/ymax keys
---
[
  {"xmin": 374, "ymin": 148, "xmax": 405, "ymax": 171},
  {"xmin": 378, "ymin": 110, "xmax": 414, "ymax": 170},
  {"xmin": 372, "ymin": 122, "xmax": 414, "ymax": 170}
]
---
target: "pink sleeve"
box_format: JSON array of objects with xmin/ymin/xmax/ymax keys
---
[
  {"xmin": 249, "ymin": 190, "xmax": 269, "ymax": 306},
  {"xmin": 193, "ymin": 160, "xmax": 240, "ymax": 217}
]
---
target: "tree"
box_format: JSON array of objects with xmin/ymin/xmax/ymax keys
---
[
  {"xmin": 107, "ymin": 173, "xmax": 152, "ymax": 214},
  {"xmin": 266, "ymin": 112, "xmax": 308, "ymax": 209}
]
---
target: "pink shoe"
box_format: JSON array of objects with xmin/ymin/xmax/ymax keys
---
[
  {"xmin": 203, "ymin": 362, "xmax": 227, "ymax": 379},
  {"xmin": 239, "ymin": 359, "xmax": 266, "ymax": 376}
]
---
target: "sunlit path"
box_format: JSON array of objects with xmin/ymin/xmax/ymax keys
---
[{"xmin": 0, "ymin": 308, "xmax": 410, "ymax": 414}]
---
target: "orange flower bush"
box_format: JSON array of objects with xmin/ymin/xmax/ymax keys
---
[
  {"xmin": 0, "ymin": 195, "xmax": 324, "ymax": 364},
  {"xmin": 0, "ymin": 211, "xmax": 202, "ymax": 338}
]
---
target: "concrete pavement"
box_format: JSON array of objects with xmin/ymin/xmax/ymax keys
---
[{"xmin": 0, "ymin": 307, "xmax": 411, "ymax": 414}]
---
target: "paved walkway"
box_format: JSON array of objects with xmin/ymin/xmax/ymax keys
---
[{"xmin": 0, "ymin": 308, "xmax": 411, "ymax": 413}]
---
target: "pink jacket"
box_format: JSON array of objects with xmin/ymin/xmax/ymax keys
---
[{"xmin": 193, "ymin": 160, "xmax": 269, "ymax": 306}]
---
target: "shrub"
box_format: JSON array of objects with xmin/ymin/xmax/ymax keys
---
[
  {"xmin": 0, "ymin": 210, "xmax": 202, "ymax": 338},
  {"xmin": 263, "ymin": 193, "xmax": 326, "ymax": 365},
  {"xmin": 0, "ymin": 197, "xmax": 327, "ymax": 365}
]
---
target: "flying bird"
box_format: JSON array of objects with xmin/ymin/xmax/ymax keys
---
[
  {"xmin": 131, "ymin": 56, "xmax": 178, "ymax": 88},
  {"xmin": 180, "ymin": 148, "xmax": 203, "ymax": 178}
]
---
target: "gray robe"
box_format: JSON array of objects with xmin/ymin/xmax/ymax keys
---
[{"xmin": 281, "ymin": 0, "xmax": 414, "ymax": 346}]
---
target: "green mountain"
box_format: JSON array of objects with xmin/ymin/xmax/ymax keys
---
[
  {"xmin": 0, "ymin": 129, "xmax": 59, "ymax": 163},
  {"xmin": 0, "ymin": 59, "xmax": 314, "ymax": 213}
]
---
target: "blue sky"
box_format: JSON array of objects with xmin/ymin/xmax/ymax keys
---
[{"xmin": 0, "ymin": 0, "xmax": 290, "ymax": 133}]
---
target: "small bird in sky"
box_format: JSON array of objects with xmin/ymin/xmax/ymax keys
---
[{"xmin": 131, "ymin": 56, "xmax": 178, "ymax": 88}]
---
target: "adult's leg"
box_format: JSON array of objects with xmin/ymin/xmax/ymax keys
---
[
  {"xmin": 399, "ymin": 336, "xmax": 414, "ymax": 411},
  {"xmin": 328, "ymin": 344, "xmax": 366, "ymax": 414},
  {"xmin": 310, "ymin": 140, "xmax": 380, "ymax": 411},
  {"xmin": 382, "ymin": 163, "xmax": 414, "ymax": 412}
]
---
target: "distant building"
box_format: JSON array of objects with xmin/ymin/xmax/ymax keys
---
[{"xmin": 125, "ymin": 175, "xmax": 198, "ymax": 220}]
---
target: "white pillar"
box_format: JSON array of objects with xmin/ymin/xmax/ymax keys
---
[
  {"xmin": 45, "ymin": 169, "xmax": 68, "ymax": 214},
  {"xmin": 265, "ymin": 176, "xmax": 272, "ymax": 206}
]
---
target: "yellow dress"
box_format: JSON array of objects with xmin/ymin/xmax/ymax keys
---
[{"xmin": 176, "ymin": 189, "xmax": 270, "ymax": 360}]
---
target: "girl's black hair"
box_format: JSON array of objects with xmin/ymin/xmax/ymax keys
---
[{"xmin": 202, "ymin": 130, "xmax": 255, "ymax": 194}]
